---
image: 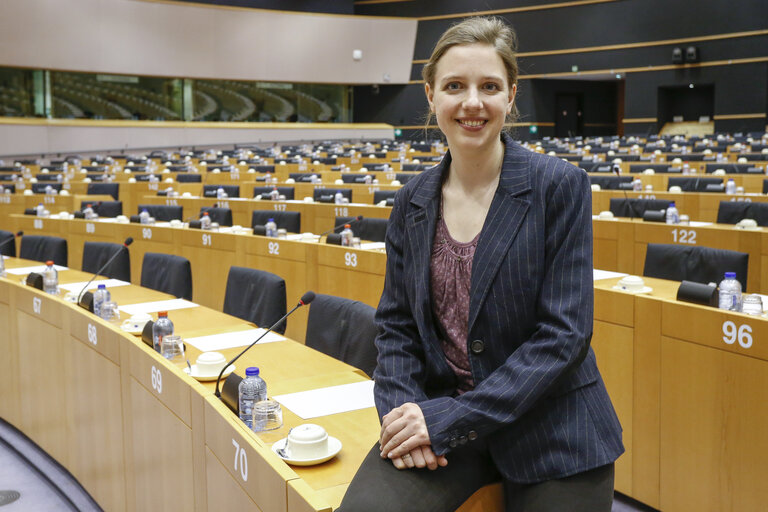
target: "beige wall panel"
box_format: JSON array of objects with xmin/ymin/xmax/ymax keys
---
[{"xmin": 0, "ymin": 1, "xmax": 417, "ymax": 84}]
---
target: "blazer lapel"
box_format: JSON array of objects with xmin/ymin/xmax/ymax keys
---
[{"xmin": 468, "ymin": 137, "xmax": 532, "ymax": 333}]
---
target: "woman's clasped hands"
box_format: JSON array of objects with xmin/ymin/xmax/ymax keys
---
[{"xmin": 379, "ymin": 402, "xmax": 448, "ymax": 470}]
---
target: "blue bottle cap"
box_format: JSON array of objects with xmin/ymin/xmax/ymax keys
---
[
  {"xmin": 268, "ymin": 218, "xmax": 274, "ymax": 222},
  {"xmin": 245, "ymin": 367, "xmax": 260, "ymax": 376},
  {"xmin": 725, "ymin": 272, "xmax": 736, "ymax": 279},
  {"xmin": 669, "ymin": 202, "xmax": 676, "ymax": 207},
  {"xmin": 98, "ymin": 284, "xmax": 106, "ymax": 289}
]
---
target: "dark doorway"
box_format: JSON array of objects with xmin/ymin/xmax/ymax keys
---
[
  {"xmin": 555, "ymin": 93, "xmax": 583, "ymax": 137},
  {"xmin": 657, "ymin": 84, "xmax": 714, "ymax": 131}
]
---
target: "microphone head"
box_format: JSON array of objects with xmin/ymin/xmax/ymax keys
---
[
  {"xmin": 356, "ymin": 215, "xmax": 363, "ymax": 221},
  {"xmin": 124, "ymin": 237, "xmax": 134, "ymax": 246},
  {"xmin": 300, "ymin": 291, "xmax": 316, "ymax": 305},
  {"xmin": 16, "ymin": 230, "xmax": 23, "ymax": 237}
]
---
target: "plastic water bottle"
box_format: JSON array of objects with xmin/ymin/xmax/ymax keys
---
[
  {"xmin": 200, "ymin": 212, "xmax": 212, "ymax": 230},
  {"xmin": 340, "ymin": 223, "xmax": 354, "ymax": 246},
  {"xmin": 216, "ymin": 187, "xmax": 227, "ymax": 199},
  {"xmin": 632, "ymin": 179, "xmax": 642, "ymax": 191},
  {"xmin": 265, "ymin": 218, "xmax": 277, "ymax": 238},
  {"xmin": 83, "ymin": 203, "xmax": 95, "ymax": 220},
  {"xmin": 238, "ymin": 367, "xmax": 267, "ymax": 429},
  {"xmin": 93, "ymin": 284, "xmax": 111, "ymax": 319},
  {"xmin": 334, "ymin": 190, "xmax": 344, "ymax": 205},
  {"xmin": 0, "ymin": 252, "xmax": 5, "ymax": 277},
  {"xmin": 665, "ymin": 202, "xmax": 679, "ymax": 224},
  {"xmin": 152, "ymin": 311, "xmax": 174, "ymax": 353},
  {"xmin": 42, "ymin": 260, "xmax": 58, "ymax": 294},
  {"xmin": 718, "ymin": 272, "xmax": 742, "ymax": 312},
  {"xmin": 36, "ymin": 203, "xmax": 45, "ymax": 217},
  {"xmin": 725, "ymin": 179, "xmax": 736, "ymax": 195},
  {"xmin": 269, "ymin": 187, "xmax": 280, "ymax": 201},
  {"xmin": 139, "ymin": 209, "xmax": 150, "ymax": 224}
]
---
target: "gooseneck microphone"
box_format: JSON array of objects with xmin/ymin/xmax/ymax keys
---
[
  {"xmin": 214, "ymin": 291, "xmax": 316, "ymax": 400},
  {"xmin": 318, "ymin": 215, "xmax": 363, "ymax": 238},
  {"xmin": 77, "ymin": 237, "xmax": 134, "ymax": 310},
  {"xmin": 613, "ymin": 163, "xmax": 636, "ymax": 221},
  {"xmin": 0, "ymin": 230, "xmax": 23, "ymax": 251}
]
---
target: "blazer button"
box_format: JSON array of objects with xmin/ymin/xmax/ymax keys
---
[
  {"xmin": 470, "ymin": 339, "xmax": 484, "ymax": 354},
  {"xmin": 449, "ymin": 438, "xmax": 458, "ymax": 448},
  {"xmin": 459, "ymin": 435, "xmax": 467, "ymax": 445},
  {"xmin": 468, "ymin": 430, "xmax": 478, "ymax": 441}
]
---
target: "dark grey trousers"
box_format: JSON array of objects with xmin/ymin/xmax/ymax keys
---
[{"xmin": 337, "ymin": 442, "xmax": 614, "ymax": 512}]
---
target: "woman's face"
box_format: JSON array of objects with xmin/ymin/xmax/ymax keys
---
[{"xmin": 426, "ymin": 43, "xmax": 516, "ymax": 153}]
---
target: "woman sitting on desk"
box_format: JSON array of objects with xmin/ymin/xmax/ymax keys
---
[{"xmin": 339, "ymin": 16, "xmax": 623, "ymax": 512}]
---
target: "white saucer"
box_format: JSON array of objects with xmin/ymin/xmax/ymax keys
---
[
  {"xmin": 120, "ymin": 326, "xmax": 145, "ymax": 335},
  {"xmin": 271, "ymin": 436, "xmax": 342, "ymax": 466},
  {"xmin": 612, "ymin": 285, "xmax": 653, "ymax": 294},
  {"xmin": 183, "ymin": 364, "xmax": 235, "ymax": 382}
]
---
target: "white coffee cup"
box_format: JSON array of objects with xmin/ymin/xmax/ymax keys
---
[
  {"xmin": 598, "ymin": 211, "xmax": 614, "ymax": 219},
  {"xmin": 617, "ymin": 275, "xmax": 645, "ymax": 292},
  {"xmin": 736, "ymin": 218, "xmax": 758, "ymax": 230},
  {"xmin": 286, "ymin": 424, "xmax": 328, "ymax": 459},
  {"xmin": 195, "ymin": 351, "xmax": 227, "ymax": 376},
  {"xmin": 169, "ymin": 219, "xmax": 183, "ymax": 228},
  {"xmin": 121, "ymin": 312, "xmax": 152, "ymax": 332}
]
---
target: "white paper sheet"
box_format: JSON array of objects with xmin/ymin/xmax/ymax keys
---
[
  {"xmin": 184, "ymin": 328, "xmax": 285, "ymax": 352},
  {"xmin": 59, "ymin": 279, "xmax": 131, "ymax": 292},
  {"xmin": 4, "ymin": 264, "xmax": 68, "ymax": 275},
  {"xmin": 119, "ymin": 299, "xmax": 198, "ymax": 315},
  {"xmin": 361, "ymin": 242, "xmax": 386, "ymax": 250},
  {"xmin": 273, "ymin": 380, "xmax": 375, "ymax": 419},
  {"xmin": 593, "ymin": 269, "xmax": 629, "ymax": 281},
  {"xmin": 688, "ymin": 221, "xmax": 713, "ymax": 227}
]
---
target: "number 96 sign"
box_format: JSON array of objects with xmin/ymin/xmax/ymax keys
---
[{"xmin": 722, "ymin": 320, "xmax": 753, "ymax": 349}]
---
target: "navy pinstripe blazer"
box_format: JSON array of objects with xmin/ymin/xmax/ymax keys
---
[{"xmin": 373, "ymin": 134, "xmax": 624, "ymax": 483}]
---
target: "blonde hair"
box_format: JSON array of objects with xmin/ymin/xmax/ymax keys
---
[{"xmin": 422, "ymin": 16, "xmax": 519, "ymax": 132}]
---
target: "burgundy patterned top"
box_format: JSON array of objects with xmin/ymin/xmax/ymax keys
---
[{"xmin": 430, "ymin": 213, "xmax": 480, "ymax": 395}]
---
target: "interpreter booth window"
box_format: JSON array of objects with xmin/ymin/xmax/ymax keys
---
[
  {"xmin": 49, "ymin": 71, "xmax": 183, "ymax": 120},
  {"xmin": 0, "ymin": 68, "xmax": 36, "ymax": 118},
  {"xmin": 189, "ymin": 79, "xmax": 350, "ymax": 123}
]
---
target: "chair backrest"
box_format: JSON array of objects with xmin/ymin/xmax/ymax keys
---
[
  {"xmin": 288, "ymin": 173, "xmax": 317, "ymax": 183},
  {"xmin": 305, "ymin": 294, "xmax": 378, "ymax": 378},
  {"xmin": 395, "ymin": 173, "xmax": 417, "ymax": 184},
  {"xmin": 223, "ymin": 267, "xmax": 287, "ymax": 334},
  {"xmin": 341, "ymin": 174, "xmax": 374, "ymax": 184},
  {"xmin": 0, "ymin": 230, "xmax": 16, "ymax": 257},
  {"xmin": 82, "ymin": 242, "xmax": 131, "ymax": 281},
  {"xmin": 667, "ymin": 177, "xmax": 723, "ymax": 192},
  {"xmin": 140, "ymin": 252, "xmax": 192, "ymax": 300},
  {"xmin": 87, "ymin": 183, "xmax": 120, "ymax": 200},
  {"xmin": 716, "ymin": 201, "xmax": 768, "ymax": 226},
  {"xmin": 314, "ymin": 188, "xmax": 352, "ymax": 203},
  {"xmin": 19, "ymin": 235, "xmax": 68, "ymax": 266},
  {"xmin": 643, "ymin": 243, "xmax": 749, "ymax": 290},
  {"xmin": 335, "ymin": 216, "xmax": 388, "ymax": 243},
  {"xmin": 252, "ymin": 186, "xmax": 295, "ymax": 200},
  {"xmin": 251, "ymin": 210, "xmax": 301, "ymax": 233},
  {"xmin": 589, "ymin": 176, "xmax": 633, "ymax": 190},
  {"xmin": 137, "ymin": 204, "xmax": 184, "ymax": 221},
  {"xmin": 608, "ymin": 198, "xmax": 670, "ymax": 218},
  {"xmin": 175, "ymin": 174, "xmax": 202, "ymax": 183},
  {"xmin": 81, "ymin": 200, "xmax": 123, "ymax": 218},
  {"xmin": 31, "ymin": 183, "xmax": 62, "ymax": 193},
  {"xmin": 373, "ymin": 190, "xmax": 397, "ymax": 204},
  {"xmin": 203, "ymin": 185, "xmax": 240, "ymax": 198},
  {"xmin": 763, "ymin": 179, "xmax": 768, "ymax": 195},
  {"xmin": 200, "ymin": 207, "xmax": 233, "ymax": 227}
]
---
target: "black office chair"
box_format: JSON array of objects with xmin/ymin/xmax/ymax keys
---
[
  {"xmin": 589, "ymin": 176, "xmax": 633, "ymax": 190},
  {"xmin": 176, "ymin": 174, "xmax": 202, "ymax": 183},
  {"xmin": 609, "ymin": 198, "xmax": 671, "ymax": 218},
  {"xmin": 0, "ymin": 230, "xmax": 16, "ymax": 257},
  {"xmin": 200, "ymin": 207, "xmax": 233, "ymax": 227},
  {"xmin": 341, "ymin": 174, "xmax": 374, "ymax": 184},
  {"xmin": 395, "ymin": 173, "xmax": 417, "ymax": 184},
  {"xmin": 763, "ymin": 179, "xmax": 768, "ymax": 195},
  {"xmin": 716, "ymin": 201, "xmax": 768, "ymax": 226},
  {"xmin": 140, "ymin": 252, "xmax": 193, "ymax": 300},
  {"xmin": 334, "ymin": 216, "xmax": 388, "ymax": 243},
  {"xmin": 0, "ymin": 184, "xmax": 16, "ymax": 193},
  {"xmin": 373, "ymin": 190, "xmax": 397, "ymax": 204},
  {"xmin": 82, "ymin": 242, "xmax": 131, "ymax": 281},
  {"xmin": 137, "ymin": 204, "xmax": 183, "ymax": 221},
  {"xmin": 252, "ymin": 186, "xmax": 295, "ymax": 200},
  {"xmin": 314, "ymin": 188, "xmax": 352, "ymax": 203},
  {"xmin": 19, "ymin": 235, "xmax": 68, "ymax": 266},
  {"xmin": 251, "ymin": 210, "xmax": 301, "ymax": 233},
  {"xmin": 667, "ymin": 177, "xmax": 724, "ymax": 192},
  {"xmin": 643, "ymin": 243, "xmax": 749, "ymax": 291},
  {"xmin": 31, "ymin": 183, "xmax": 63, "ymax": 194},
  {"xmin": 87, "ymin": 183, "xmax": 120, "ymax": 200},
  {"xmin": 80, "ymin": 200, "xmax": 123, "ymax": 218},
  {"xmin": 203, "ymin": 184, "xmax": 240, "ymax": 198},
  {"xmin": 223, "ymin": 267, "xmax": 287, "ymax": 334},
  {"xmin": 305, "ymin": 294, "xmax": 378, "ymax": 378}
]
